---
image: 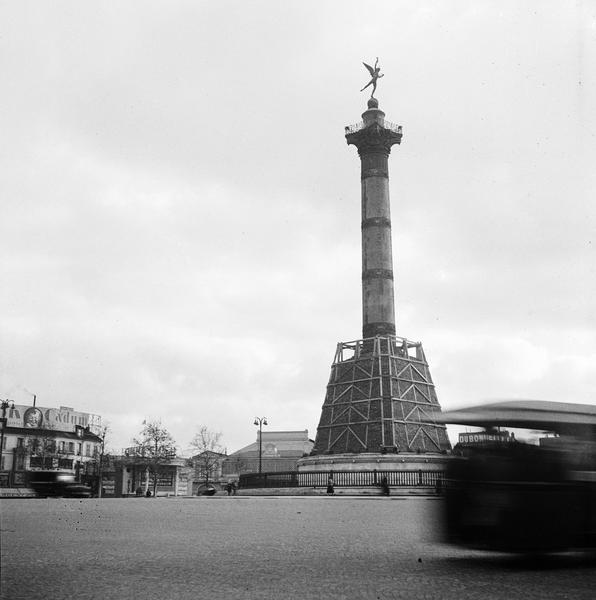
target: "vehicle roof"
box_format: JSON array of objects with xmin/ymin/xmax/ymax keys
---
[{"xmin": 438, "ymin": 400, "xmax": 596, "ymax": 437}]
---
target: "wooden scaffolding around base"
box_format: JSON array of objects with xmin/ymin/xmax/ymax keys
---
[{"xmin": 311, "ymin": 335, "xmax": 451, "ymax": 455}]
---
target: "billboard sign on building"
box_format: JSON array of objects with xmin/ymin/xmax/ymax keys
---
[
  {"xmin": 23, "ymin": 407, "xmax": 44, "ymax": 428},
  {"xmin": 458, "ymin": 431, "xmax": 513, "ymax": 445},
  {"xmin": 6, "ymin": 405, "xmax": 102, "ymax": 435}
]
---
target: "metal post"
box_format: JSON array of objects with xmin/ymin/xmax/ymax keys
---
[
  {"xmin": 253, "ymin": 417, "xmax": 267, "ymax": 474},
  {"xmin": 97, "ymin": 428, "xmax": 106, "ymax": 498},
  {"xmin": 0, "ymin": 400, "xmax": 15, "ymax": 472}
]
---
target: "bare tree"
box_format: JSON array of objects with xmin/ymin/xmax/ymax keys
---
[
  {"xmin": 25, "ymin": 422, "xmax": 58, "ymax": 469},
  {"xmin": 132, "ymin": 420, "xmax": 176, "ymax": 497},
  {"xmin": 189, "ymin": 426, "xmax": 225, "ymax": 487}
]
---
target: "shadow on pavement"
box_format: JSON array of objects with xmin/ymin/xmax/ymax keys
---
[{"xmin": 442, "ymin": 551, "xmax": 596, "ymax": 571}]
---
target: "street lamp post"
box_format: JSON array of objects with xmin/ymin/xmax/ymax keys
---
[
  {"xmin": 97, "ymin": 427, "xmax": 107, "ymax": 499},
  {"xmin": 0, "ymin": 399, "xmax": 15, "ymax": 473},
  {"xmin": 253, "ymin": 417, "xmax": 267, "ymax": 474}
]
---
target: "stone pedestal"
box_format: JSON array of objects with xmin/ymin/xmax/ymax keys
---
[{"xmin": 297, "ymin": 451, "xmax": 448, "ymax": 473}]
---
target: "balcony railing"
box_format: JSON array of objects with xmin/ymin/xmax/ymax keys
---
[{"xmin": 344, "ymin": 120, "xmax": 402, "ymax": 135}]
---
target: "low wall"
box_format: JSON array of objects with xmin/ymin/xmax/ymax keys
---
[
  {"xmin": 298, "ymin": 452, "xmax": 450, "ymax": 471},
  {"xmin": 235, "ymin": 486, "xmax": 441, "ymax": 497}
]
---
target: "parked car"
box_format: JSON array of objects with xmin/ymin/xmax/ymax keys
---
[{"xmin": 27, "ymin": 470, "xmax": 92, "ymax": 498}]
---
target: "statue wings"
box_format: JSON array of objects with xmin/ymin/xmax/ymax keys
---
[{"xmin": 363, "ymin": 62, "xmax": 375, "ymax": 76}]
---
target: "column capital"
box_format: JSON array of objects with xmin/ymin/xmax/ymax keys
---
[{"xmin": 346, "ymin": 122, "xmax": 403, "ymax": 156}]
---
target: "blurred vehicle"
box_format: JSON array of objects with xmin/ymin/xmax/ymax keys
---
[
  {"xmin": 439, "ymin": 400, "xmax": 596, "ymax": 552},
  {"xmin": 197, "ymin": 483, "xmax": 217, "ymax": 496},
  {"xmin": 27, "ymin": 470, "xmax": 93, "ymax": 498}
]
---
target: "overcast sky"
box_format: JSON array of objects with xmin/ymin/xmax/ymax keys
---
[{"xmin": 1, "ymin": 1, "xmax": 595, "ymax": 454}]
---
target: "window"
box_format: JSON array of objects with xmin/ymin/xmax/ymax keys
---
[
  {"xmin": 86, "ymin": 444, "xmax": 91, "ymax": 457},
  {"xmin": 68, "ymin": 442, "xmax": 75, "ymax": 453},
  {"xmin": 156, "ymin": 474, "xmax": 174, "ymax": 486},
  {"xmin": 77, "ymin": 443, "xmax": 82, "ymax": 456},
  {"xmin": 17, "ymin": 438, "xmax": 24, "ymax": 448}
]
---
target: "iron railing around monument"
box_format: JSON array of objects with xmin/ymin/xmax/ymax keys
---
[
  {"xmin": 344, "ymin": 120, "xmax": 403, "ymax": 135},
  {"xmin": 239, "ymin": 470, "xmax": 444, "ymax": 489}
]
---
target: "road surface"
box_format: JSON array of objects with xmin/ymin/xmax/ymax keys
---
[{"xmin": 1, "ymin": 496, "xmax": 595, "ymax": 599}]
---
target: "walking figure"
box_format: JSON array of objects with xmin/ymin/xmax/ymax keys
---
[
  {"xmin": 326, "ymin": 475, "xmax": 335, "ymax": 495},
  {"xmin": 360, "ymin": 58, "xmax": 384, "ymax": 97},
  {"xmin": 381, "ymin": 476, "xmax": 390, "ymax": 496}
]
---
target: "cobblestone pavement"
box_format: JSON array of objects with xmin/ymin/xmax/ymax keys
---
[{"xmin": 1, "ymin": 496, "xmax": 595, "ymax": 600}]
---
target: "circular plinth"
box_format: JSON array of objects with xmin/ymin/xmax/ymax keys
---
[
  {"xmin": 367, "ymin": 97, "xmax": 379, "ymax": 109},
  {"xmin": 297, "ymin": 452, "xmax": 450, "ymax": 473}
]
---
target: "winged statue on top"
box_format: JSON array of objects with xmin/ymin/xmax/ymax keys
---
[{"xmin": 360, "ymin": 57, "xmax": 384, "ymax": 97}]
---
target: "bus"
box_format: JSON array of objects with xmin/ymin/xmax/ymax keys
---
[{"xmin": 439, "ymin": 400, "xmax": 596, "ymax": 552}]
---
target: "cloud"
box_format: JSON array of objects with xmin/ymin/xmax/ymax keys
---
[{"xmin": 1, "ymin": 1, "xmax": 595, "ymax": 453}]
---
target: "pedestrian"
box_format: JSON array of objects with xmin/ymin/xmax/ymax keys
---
[
  {"xmin": 226, "ymin": 482, "xmax": 233, "ymax": 496},
  {"xmin": 146, "ymin": 489, "xmax": 152, "ymax": 497},
  {"xmin": 326, "ymin": 475, "xmax": 335, "ymax": 495},
  {"xmin": 232, "ymin": 481, "xmax": 237, "ymax": 495},
  {"xmin": 381, "ymin": 476, "xmax": 389, "ymax": 496},
  {"xmin": 135, "ymin": 485, "xmax": 143, "ymax": 497}
]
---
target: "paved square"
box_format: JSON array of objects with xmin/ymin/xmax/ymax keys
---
[{"xmin": 2, "ymin": 496, "xmax": 595, "ymax": 599}]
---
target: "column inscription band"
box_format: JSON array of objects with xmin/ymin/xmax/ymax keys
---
[
  {"xmin": 361, "ymin": 217, "xmax": 391, "ymax": 230},
  {"xmin": 361, "ymin": 167, "xmax": 388, "ymax": 179},
  {"xmin": 362, "ymin": 268, "xmax": 394, "ymax": 281}
]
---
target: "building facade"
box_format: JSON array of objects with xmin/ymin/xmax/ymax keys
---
[
  {"xmin": 0, "ymin": 404, "xmax": 104, "ymax": 487},
  {"xmin": 222, "ymin": 430, "xmax": 314, "ymax": 479},
  {"xmin": 114, "ymin": 454, "xmax": 193, "ymax": 497}
]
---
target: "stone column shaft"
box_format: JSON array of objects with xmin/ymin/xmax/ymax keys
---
[
  {"xmin": 361, "ymin": 150, "xmax": 395, "ymax": 338},
  {"xmin": 346, "ymin": 99, "xmax": 402, "ymax": 339}
]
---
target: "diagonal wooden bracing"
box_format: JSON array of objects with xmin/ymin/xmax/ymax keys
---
[{"xmin": 312, "ymin": 335, "xmax": 451, "ymax": 455}]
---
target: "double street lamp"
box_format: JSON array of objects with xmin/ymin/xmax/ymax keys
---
[{"xmin": 253, "ymin": 417, "xmax": 267, "ymax": 474}]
